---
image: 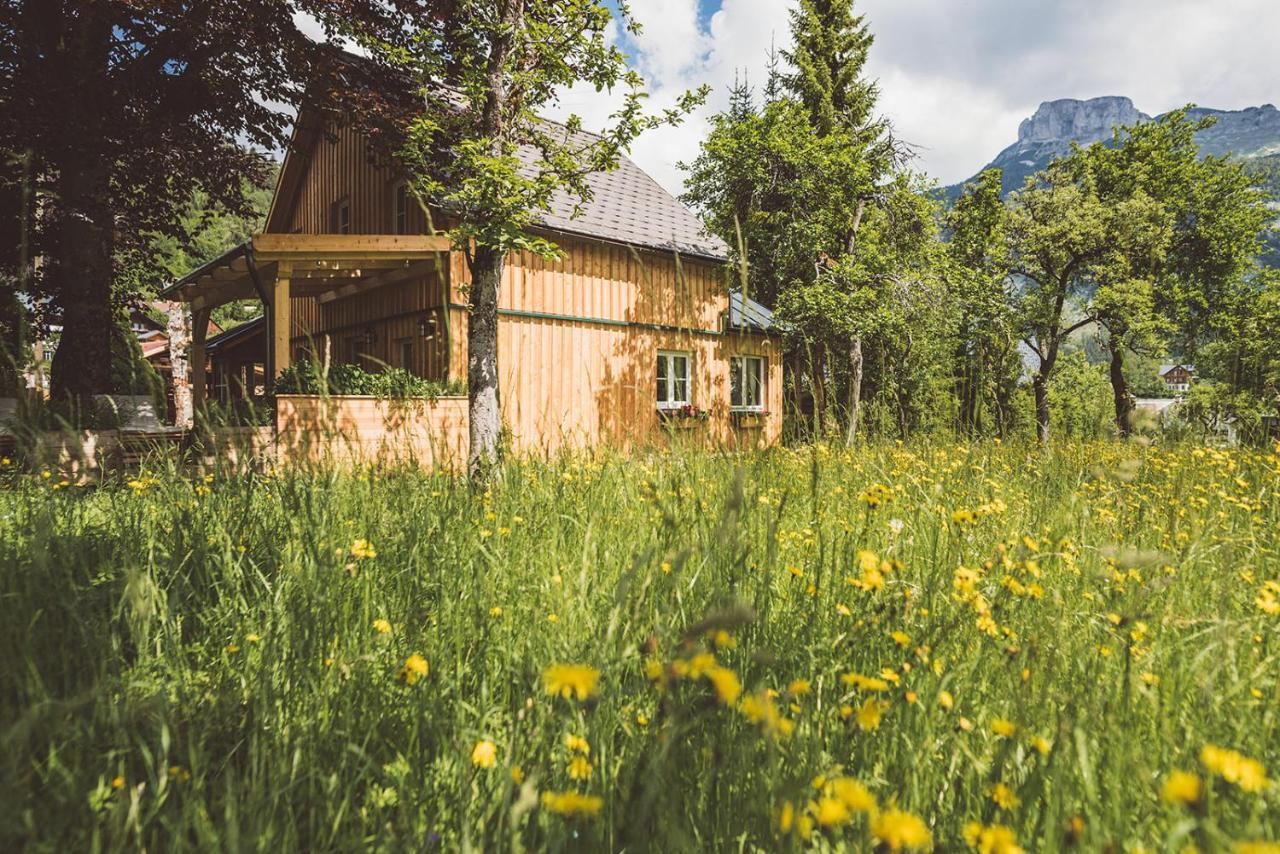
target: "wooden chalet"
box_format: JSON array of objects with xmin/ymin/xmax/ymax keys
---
[
  {"xmin": 1159, "ymin": 364, "xmax": 1194, "ymax": 394},
  {"xmin": 163, "ymin": 101, "xmax": 781, "ymax": 462}
]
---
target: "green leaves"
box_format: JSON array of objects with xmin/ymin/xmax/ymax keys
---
[{"xmin": 386, "ymin": 0, "xmax": 705, "ymax": 259}]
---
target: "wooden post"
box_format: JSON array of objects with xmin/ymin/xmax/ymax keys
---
[
  {"xmin": 190, "ymin": 306, "xmax": 211, "ymax": 412},
  {"xmin": 272, "ymin": 262, "xmax": 292, "ymax": 378}
]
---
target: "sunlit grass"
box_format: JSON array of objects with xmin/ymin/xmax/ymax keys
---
[{"xmin": 1, "ymin": 440, "xmax": 1277, "ymax": 851}]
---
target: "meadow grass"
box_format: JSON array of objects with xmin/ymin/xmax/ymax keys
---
[{"xmin": 1, "ymin": 440, "xmax": 1278, "ymax": 852}]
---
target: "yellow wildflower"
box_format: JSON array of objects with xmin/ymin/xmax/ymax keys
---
[
  {"xmin": 813, "ymin": 795, "xmax": 851, "ymax": 826},
  {"xmin": 349, "ymin": 538, "xmax": 377, "ymax": 559},
  {"xmin": 991, "ymin": 718, "xmax": 1017, "ymax": 738},
  {"xmin": 1161, "ymin": 770, "xmax": 1201, "ymax": 806},
  {"xmin": 568, "ymin": 755, "xmax": 593, "ymax": 781},
  {"xmin": 856, "ymin": 698, "xmax": 888, "ymax": 732},
  {"xmin": 372, "ymin": 618, "xmax": 392, "ymax": 635},
  {"xmin": 706, "ymin": 666, "xmax": 742, "ymax": 706},
  {"xmin": 870, "ymin": 807, "xmax": 933, "ymax": 851},
  {"xmin": 963, "ymin": 821, "xmax": 1025, "ymax": 854},
  {"xmin": 1200, "ymin": 744, "xmax": 1269, "ymax": 792},
  {"xmin": 542, "ymin": 664, "xmax": 601, "ymax": 701},
  {"xmin": 471, "ymin": 740, "xmax": 497, "ymax": 769},
  {"xmin": 399, "ymin": 653, "xmax": 429, "ymax": 685},
  {"xmin": 989, "ymin": 783, "xmax": 1020, "ymax": 810}
]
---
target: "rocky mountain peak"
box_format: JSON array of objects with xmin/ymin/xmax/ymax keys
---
[{"xmin": 1017, "ymin": 96, "xmax": 1150, "ymax": 147}]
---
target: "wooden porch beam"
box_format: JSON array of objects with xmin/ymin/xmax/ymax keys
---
[
  {"xmin": 317, "ymin": 260, "xmax": 435, "ymax": 305},
  {"xmin": 252, "ymin": 233, "xmax": 452, "ymax": 260}
]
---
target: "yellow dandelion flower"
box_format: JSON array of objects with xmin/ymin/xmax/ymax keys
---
[
  {"xmin": 989, "ymin": 782, "xmax": 1020, "ymax": 810},
  {"xmin": 811, "ymin": 797, "xmax": 851, "ymax": 828},
  {"xmin": 938, "ymin": 690, "xmax": 955, "ymax": 711},
  {"xmin": 778, "ymin": 800, "xmax": 795, "ymax": 833},
  {"xmin": 349, "ymin": 538, "xmax": 377, "ymax": 559},
  {"xmin": 568, "ymin": 755, "xmax": 593, "ymax": 781},
  {"xmin": 564, "ymin": 734, "xmax": 590, "ymax": 754},
  {"xmin": 111, "ymin": 775, "xmax": 125, "ymax": 790},
  {"xmin": 963, "ymin": 821, "xmax": 1025, "ymax": 854},
  {"xmin": 1161, "ymin": 770, "xmax": 1201, "ymax": 806},
  {"xmin": 471, "ymin": 740, "xmax": 497, "ymax": 769},
  {"xmin": 829, "ymin": 777, "xmax": 877, "ymax": 813},
  {"xmin": 399, "ymin": 653, "xmax": 429, "ymax": 685},
  {"xmin": 1200, "ymin": 744, "xmax": 1269, "ymax": 793},
  {"xmin": 856, "ymin": 698, "xmax": 888, "ymax": 732},
  {"xmin": 991, "ymin": 718, "xmax": 1017, "ymax": 738},
  {"xmin": 542, "ymin": 664, "xmax": 600, "ymax": 701},
  {"xmin": 788, "ymin": 679, "xmax": 812, "ymax": 696},
  {"xmin": 871, "ymin": 807, "xmax": 933, "ymax": 851},
  {"xmin": 372, "ymin": 619, "xmax": 392, "ymax": 635}
]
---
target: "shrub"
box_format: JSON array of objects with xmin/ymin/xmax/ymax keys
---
[{"xmin": 271, "ymin": 359, "xmax": 464, "ymax": 399}]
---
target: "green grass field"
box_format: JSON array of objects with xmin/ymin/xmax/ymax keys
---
[{"xmin": 1, "ymin": 441, "xmax": 1278, "ymax": 852}]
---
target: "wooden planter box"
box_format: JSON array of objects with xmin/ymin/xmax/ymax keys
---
[
  {"xmin": 732, "ymin": 412, "xmax": 767, "ymax": 429},
  {"xmin": 275, "ymin": 394, "xmax": 469, "ymax": 469}
]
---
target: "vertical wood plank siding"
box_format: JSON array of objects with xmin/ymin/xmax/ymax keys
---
[{"xmin": 269, "ymin": 122, "xmax": 782, "ymax": 451}]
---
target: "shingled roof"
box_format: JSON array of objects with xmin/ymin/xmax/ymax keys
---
[{"xmin": 524, "ymin": 140, "xmax": 728, "ymax": 262}]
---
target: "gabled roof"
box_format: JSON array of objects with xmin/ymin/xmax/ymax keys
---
[
  {"xmin": 271, "ymin": 50, "xmax": 728, "ymax": 262},
  {"xmin": 727, "ymin": 292, "xmax": 774, "ymax": 333},
  {"xmin": 1159, "ymin": 364, "xmax": 1195, "ymax": 376}
]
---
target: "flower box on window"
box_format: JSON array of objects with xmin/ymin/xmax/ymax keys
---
[{"xmin": 659, "ymin": 403, "xmax": 709, "ymax": 428}]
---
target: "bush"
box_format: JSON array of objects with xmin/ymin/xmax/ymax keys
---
[{"xmin": 271, "ymin": 359, "xmax": 465, "ymax": 400}]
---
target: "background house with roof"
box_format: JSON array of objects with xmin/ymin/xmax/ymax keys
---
[
  {"xmin": 164, "ymin": 99, "xmax": 781, "ymax": 460},
  {"xmin": 1159, "ymin": 363, "xmax": 1195, "ymax": 394}
]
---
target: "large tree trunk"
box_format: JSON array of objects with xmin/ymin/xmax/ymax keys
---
[
  {"xmin": 1109, "ymin": 345, "xmax": 1134, "ymax": 438},
  {"xmin": 46, "ymin": 4, "xmax": 113, "ymax": 410},
  {"xmin": 466, "ymin": 245, "xmax": 503, "ymax": 479},
  {"xmin": 845, "ymin": 336, "xmax": 863, "ymax": 445},
  {"xmin": 1032, "ymin": 372, "xmax": 1051, "ymax": 444}
]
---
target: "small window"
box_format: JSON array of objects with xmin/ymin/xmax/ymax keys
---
[
  {"xmin": 392, "ymin": 182, "xmax": 409, "ymax": 235},
  {"xmin": 333, "ymin": 198, "xmax": 351, "ymax": 235},
  {"xmin": 730, "ymin": 355, "xmax": 765, "ymax": 411},
  {"xmin": 656, "ymin": 350, "xmax": 691, "ymax": 409},
  {"xmin": 398, "ymin": 338, "xmax": 415, "ymax": 373}
]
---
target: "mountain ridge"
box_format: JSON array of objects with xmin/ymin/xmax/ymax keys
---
[{"xmin": 945, "ymin": 96, "xmax": 1280, "ymax": 199}]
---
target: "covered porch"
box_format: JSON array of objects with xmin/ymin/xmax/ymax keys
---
[{"xmin": 162, "ymin": 233, "xmax": 455, "ymax": 412}]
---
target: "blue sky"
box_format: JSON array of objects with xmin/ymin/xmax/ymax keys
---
[{"xmin": 543, "ymin": 0, "xmax": 1279, "ymax": 194}]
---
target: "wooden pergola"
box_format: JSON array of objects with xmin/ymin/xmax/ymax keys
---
[{"xmin": 162, "ymin": 234, "xmax": 452, "ymax": 407}]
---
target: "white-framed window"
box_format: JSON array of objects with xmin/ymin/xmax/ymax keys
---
[
  {"xmin": 332, "ymin": 197, "xmax": 351, "ymax": 235},
  {"xmin": 392, "ymin": 182, "xmax": 409, "ymax": 235},
  {"xmin": 730, "ymin": 355, "xmax": 765, "ymax": 411},
  {"xmin": 656, "ymin": 350, "xmax": 691, "ymax": 409}
]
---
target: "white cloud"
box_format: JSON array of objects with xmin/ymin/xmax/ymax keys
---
[{"xmin": 550, "ymin": 0, "xmax": 1280, "ymax": 195}]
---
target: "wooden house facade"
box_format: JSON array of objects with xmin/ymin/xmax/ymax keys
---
[{"xmin": 166, "ymin": 108, "xmax": 781, "ymax": 460}]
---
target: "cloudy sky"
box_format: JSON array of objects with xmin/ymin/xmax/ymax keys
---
[{"xmin": 540, "ymin": 0, "xmax": 1280, "ymax": 194}]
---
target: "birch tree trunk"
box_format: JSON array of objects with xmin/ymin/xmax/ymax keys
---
[
  {"xmin": 466, "ymin": 245, "xmax": 503, "ymax": 479},
  {"xmin": 168, "ymin": 305, "xmax": 192, "ymax": 428}
]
